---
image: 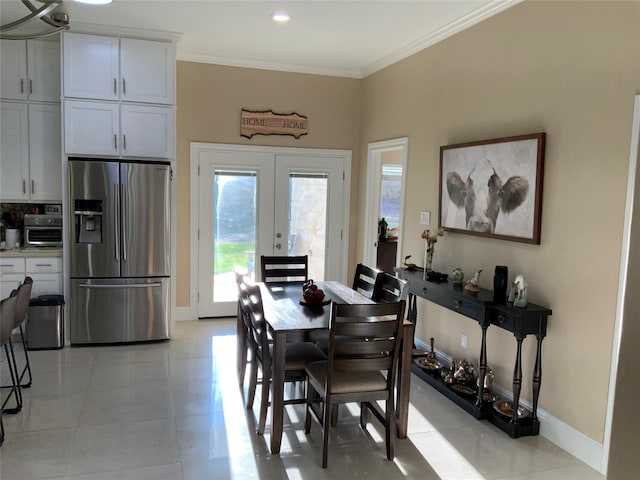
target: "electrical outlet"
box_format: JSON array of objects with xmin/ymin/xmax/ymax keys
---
[
  {"xmin": 461, "ymin": 333, "xmax": 468, "ymax": 349},
  {"xmin": 420, "ymin": 211, "xmax": 431, "ymax": 225}
]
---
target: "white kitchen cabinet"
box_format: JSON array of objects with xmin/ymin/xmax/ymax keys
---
[
  {"xmin": 120, "ymin": 104, "xmax": 175, "ymax": 158},
  {"xmin": 0, "ymin": 256, "xmax": 63, "ymax": 298},
  {"xmin": 28, "ymin": 104, "xmax": 62, "ymax": 201},
  {"xmin": 0, "ymin": 102, "xmax": 29, "ymax": 200},
  {"xmin": 63, "ymin": 33, "xmax": 174, "ymax": 105},
  {"xmin": 64, "ymin": 100, "xmax": 119, "ymax": 156},
  {"xmin": 0, "ymin": 39, "xmax": 60, "ymax": 102},
  {"xmin": 0, "ymin": 102, "xmax": 62, "ymax": 201},
  {"xmin": 64, "ymin": 100, "xmax": 175, "ymax": 158},
  {"xmin": 26, "ymin": 257, "xmax": 63, "ymax": 297}
]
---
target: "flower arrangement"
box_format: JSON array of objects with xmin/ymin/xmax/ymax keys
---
[{"xmin": 421, "ymin": 228, "xmax": 444, "ymax": 273}]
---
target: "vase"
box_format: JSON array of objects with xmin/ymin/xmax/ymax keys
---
[{"xmin": 425, "ymin": 243, "xmax": 434, "ymax": 273}]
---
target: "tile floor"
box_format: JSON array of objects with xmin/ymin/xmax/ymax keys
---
[{"xmin": 1, "ymin": 319, "xmax": 604, "ymax": 480}]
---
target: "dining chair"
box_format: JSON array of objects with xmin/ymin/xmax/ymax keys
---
[
  {"xmin": 12, "ymin": 277, "xmax": 34, "ymax": 387},
  {"xmin": 235, "ymin": 268, "xmax": 254, "ymax": 390},
  {"xmin": 1, "ymin": 295, "xmax": 21, "ymax": 416},
  {"xmin": 304, "ymin": 300, "xmax": 406, "ymax": 468},
  {"xmin": 352, "ymin": 263, "xmax": 382, "ymax": 298},
  {"xmin": 260, "ymin": 255, "xmax": 308, "ymax": 283},
  {"xmin": 244, "ymin": 283, "xmax": 326, "ymax": 435},
  {"xmin": 372, "ymin": 272, "xmax": 408, "ymax": 303}
]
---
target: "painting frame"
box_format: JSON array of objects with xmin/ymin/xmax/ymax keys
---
[{"xmin": 438, "ymin": 132, "xmax": 546, "ymax": 244}]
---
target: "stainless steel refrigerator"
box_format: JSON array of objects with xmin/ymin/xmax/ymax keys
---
[{"xmin": 68, "ymin": 159, "xmax": 170, "ymax": 344}]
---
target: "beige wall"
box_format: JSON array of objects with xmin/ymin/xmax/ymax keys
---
[
  {"xmin": 175, "ymin": 64, "xmax": 361, "ymax": 306},
  {"xmin": 174, "ymin": 0, "xmax": 639, "ymax": 456},
  {"xmin": 358, "ymin": 0, "xmax": 639, "ymax": 443}
]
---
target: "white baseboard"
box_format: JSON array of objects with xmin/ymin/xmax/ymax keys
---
[{"xmin": 413, "ymin": 338, "xmax": 605, "ymax": 473}]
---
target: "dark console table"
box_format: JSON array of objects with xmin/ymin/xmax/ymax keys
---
[{"xmin": 395, "ymin": 268, "xmax": 551, "ymax": 438}]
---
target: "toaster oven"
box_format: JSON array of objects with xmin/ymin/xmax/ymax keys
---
[{"xmin": 23, "ymin": 214, "xmax": 63, "ymax": 247}]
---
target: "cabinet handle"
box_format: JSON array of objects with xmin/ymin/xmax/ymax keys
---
[
  {"xmin": 114, "ymin": 78, "xmax": 117, "ymax": 95},
  {"xmin": 497, "ymin": 315, "xmax": 506, "ymax": 323},
  {"xmin": 29, "ymin": 79, "xmax": 33, "ymax": 95},
  {"xmin": 454, "ymin": 300, "xmax": 462, "ymax": 309},
  {"xmin": 122, "ymin": 78, "xmax": 126, "ymax": 95},
  {"xmin": 22, "ymin": 179, "xmax": 26, "ymax": 194},
  {"xmin": 114, "ymin": 134, "xmax": 118, "ymax": 150},
  {"xmin": 31, "ymin": 179, "xmax": 35, "ymax": 194},
  {"xmin": 123, "ymin": 134, "xmax": 127, "ymax": 150},
  {"xmin": 20, "ymin": 78, "xmax": 24, "ymax": 94},
  {"xmin": 35, "ymin": 264, "xmax": 53, "ymax": 267}
]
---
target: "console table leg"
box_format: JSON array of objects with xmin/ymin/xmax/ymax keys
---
[
  {"xmin": 532, "ymin": 335, "xmax": 544, "ymax": 422},
  {"xmin": 511, "ymin": 336, "xmax": 524, "ymax": 425},
  {"xmin": 475, "ymin": 324, "xmax": 488, "ymax": 410},
  {"xmin": 408, "ymin": 293, "xmax": 418, "ymax": 350}
]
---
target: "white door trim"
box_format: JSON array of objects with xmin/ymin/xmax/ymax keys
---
[
  {"xmin": 364, "ymin": 137, "xmax": 409, "ymax": 267},
  {"xmin": 602, "ymin": 95, "xmax": 640, "ymax": 474},
  {"xmin": 187, "ymin": 142, "xmax": 352, "ymax": 320}
]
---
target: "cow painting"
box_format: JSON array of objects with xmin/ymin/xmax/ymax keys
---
[
  {"xmin": 440, "ymin": 135, "xmax": 545, "ymax": 243},
  {"xmin": 445, "ymin": 159, "xmax": 529, "ymax": 233}
]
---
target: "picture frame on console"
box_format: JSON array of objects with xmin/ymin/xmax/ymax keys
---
[{"xmin": 439, "ymin": 132, "xmax": 546, "ymax": 244}]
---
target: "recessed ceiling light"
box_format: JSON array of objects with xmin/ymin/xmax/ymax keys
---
[
  {"xmin": 73, "ymin": 0, "xmax": 114, "ymax": 5},
  {"xmin": 271, "ymin": 12, "xmax": 290, "ymax": 23}
]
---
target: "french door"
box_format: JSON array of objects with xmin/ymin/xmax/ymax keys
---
[{"xmin": 195, "ymin": 144, "xmax": 350, "ymax": 318}]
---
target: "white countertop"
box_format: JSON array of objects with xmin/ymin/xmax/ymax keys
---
[{"xmin": 0, "ymin": 247, "xmax": 63, "ymax": 258}]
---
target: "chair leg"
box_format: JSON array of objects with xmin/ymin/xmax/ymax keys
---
[
  {"xmin": 0, "ymin": 411, "xmax": 4, "ymax": 446},
  {"xmin": 386, "ymin": 399, "xmax": 395, "ymax": 461},
  {"xmin": 257, "ymin": 367, "xmax": 270, "ymax": 435},
  {"xmin": 238, "ymin": 340, "xmax": 249, "ymax": 388},
  {"xmin": 360, "ymin": 401, "xmax": 369, "ymax": 429},
  {"xmin": 1, "ymin": 342, "xmax": 22, "ymax": 415},
  {"xmin": 17, "ymin": 325, "xmax": 32, "ymax": 388},
  {"xmin": 246, "ymin": 359, "xmax": 258, "ymax": 409},
  {"xmin": 304, "ymin": 379, "xmax": 313, "ymax": 434},
  {"xmin": 322, "ymin": 396, "xmax": 332, "ymax": 468}
]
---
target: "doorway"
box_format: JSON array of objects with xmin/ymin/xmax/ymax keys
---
[
  {"xmin": 364, "ymin": 138, "xmax": 408, "ymax": 270},
  {"xmin": 192, "ymin": 143, "xmax": 351, "ymax": 318}
]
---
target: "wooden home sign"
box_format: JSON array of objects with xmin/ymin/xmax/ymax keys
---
[{"xmin": 241, "ymin": 109, "xmax": 308, "ymax": 139}]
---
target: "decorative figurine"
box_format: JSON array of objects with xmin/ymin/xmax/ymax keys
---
[
  {"xmin": 464, "ymin": 269, "xmax": 482, "ymax": 293},
  {"xmin": 509, "ymin": 274, "xmax": 528, "ymax": 307},
  {"xmin": 452, "ymin": 267, "xmax": 464, "ymax": 285}
]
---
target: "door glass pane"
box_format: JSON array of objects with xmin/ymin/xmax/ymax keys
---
[
  {"xmin": 289, "ymin": 172, "xmax": 328, "ymax": 280},
  {"xmin": 380, "ymin": 163, "xmax": 403, "ymax": 235},
  {"xmin": 213, "ymin": 170, "xmax": 256, "ymax": 302}
]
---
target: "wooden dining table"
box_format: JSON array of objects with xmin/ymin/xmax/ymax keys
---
[{"xmin": 236, "ymin": 280, "xmax": 412, "ymax": 455}]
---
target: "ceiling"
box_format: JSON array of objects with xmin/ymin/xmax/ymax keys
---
[{"xmin": 1, "ymin": 1, "xmax": 520, "ymax": 78}]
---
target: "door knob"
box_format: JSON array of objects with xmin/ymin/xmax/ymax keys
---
[{"xmin": 275, "ymin": 243, "xmax": 282, "ymax": 250}]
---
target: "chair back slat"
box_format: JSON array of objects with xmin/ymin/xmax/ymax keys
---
[
  {"xmin": 352, "ymin": 263, "xmax": 381, "ymax": 298},
  {"xmin": 0, "ymin": 296, "xmax": 18, "ymax": 343},
  {"xmin": 372, "ymin": 272, "xmax": 407, "ymax": 303},
  {"xmin": 327, "ymin": 301, "xmax": 405, "ymax": 385},
  {"xmin": 260, "ymin": 255, "xmax": 308, "ymax": 283}
]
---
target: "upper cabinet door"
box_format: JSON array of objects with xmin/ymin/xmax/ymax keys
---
[
  {"xmin": 63, "ymin": 33, "xmax": 119, "ymax": 101},
  {"xmin": 121, "ymin": 104, "xmax": 175, "ymax": 158},
  {"xmin": 0, "ymin": 40, "xmax": 28, "ymax": 100},
  {"xmin": 120, "ymin": 38, "xmax": 175, "ymax": 105},
  {"xmin": 29, "ymin": 104, "xmax": 62, "ymax": 201},
  {"xmin": 64, "ymin": 100, "xmax": 120, "ymax": 156},
  {"xmin": 28, "ymin": 40, "xmax": 61, "ymax": 102},
  {"xmin": 0, "ymin": 103, "xmax": 29, "ymax": 200}
]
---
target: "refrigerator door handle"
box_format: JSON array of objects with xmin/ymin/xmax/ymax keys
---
[
  {"xmin": 114, "ymin": 184, "xmax": 120, "ymax": 261},
  {"xmin": 78, "ymin": 283, "xmax": 164, "ymax": 289},
  {"xmin": 121, "ymin": 183, "xmax": 127, "ymax": 261}
]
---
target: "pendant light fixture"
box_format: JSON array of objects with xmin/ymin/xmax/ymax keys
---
[{"xmin": 0, "ymin": 0, "xmax": 112, "ymax": 40}]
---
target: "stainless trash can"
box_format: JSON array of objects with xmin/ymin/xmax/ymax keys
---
[{"xmin": 27, "ymin": 295, "xmax": 64, "ymax": 350}]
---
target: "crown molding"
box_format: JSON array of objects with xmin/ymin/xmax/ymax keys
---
[
  {"xmin": 360, "ymin": 0, "xmax": 524, "ymax": 78},
  {"xmin": 69, "ymin": 22, "xmax": 182, "ymax": 42},
  {"xmin": 177, "ymin": 52, "xmax": 362, "ymax": 79}
]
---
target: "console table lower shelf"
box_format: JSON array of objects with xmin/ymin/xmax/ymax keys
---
[{"xmin": 412, "ymin": 359, "xmax": 540, "ymax": 438}]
